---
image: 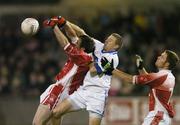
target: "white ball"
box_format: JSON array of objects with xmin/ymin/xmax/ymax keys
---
[{"xmin": 21, "ymin": 18, "xmax": 39, "ymax": 35}]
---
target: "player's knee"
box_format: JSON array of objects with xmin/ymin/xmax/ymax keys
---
[
  {"xmin": 52, "ymin": 99, "xmax": 72, "ymax": 118},
  {"xmin": 52, "ymin": 108, "xmax": 63, "ymax": 118}
]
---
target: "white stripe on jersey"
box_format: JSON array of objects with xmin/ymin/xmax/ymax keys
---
[{"xmin": 56, "ymin": 64, "xmax": 78, "ymax": 88}]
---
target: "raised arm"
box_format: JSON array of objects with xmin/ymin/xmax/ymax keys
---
[
  {"xmin": 53, "ymin": 25, "xmax": 69, "ymax": 48},
  {"xmin": 67, "ymin": 21, "xmax": 87, "ymax": 37},
  {"xmin": 138, "ymin": 68, "xmax": 148, "ymax": 74},
  {"xmin": 43, "ymin": 16, "xmax": 90, "ymax": 40},
  {"xmin": 63, "ymin": 21, "xmax": 78, "ymax": 41},
  {"xmin": 43, "ymin": 16, "xmax": 78, "ymax": 42},
  {"xmin": 135, "ymin": 55, "xmax": 148, "ymax": 74}
]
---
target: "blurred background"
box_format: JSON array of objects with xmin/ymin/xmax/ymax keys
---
[{"xmin": 0, "ymin": 0, "xmax": 180, "ymax": 125}]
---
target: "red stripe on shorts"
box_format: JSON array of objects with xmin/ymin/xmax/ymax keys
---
[
  {"xmin": 150, "ymin": 111, "xmax": 164, "ymax": 125},
  {"xmin": 41, "ymin": 84, "xmax": 64, "ymax": 110}
]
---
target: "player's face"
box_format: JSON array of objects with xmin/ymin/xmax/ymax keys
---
[
  {"xmin": 155, "ymin": 51, "xmax": 169, "ymax": 68},
  {"xmin": 104, "ymin": 35, "xmax": 118, "ymax": 51}
]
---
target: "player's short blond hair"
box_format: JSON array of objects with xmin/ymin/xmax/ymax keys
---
[{"xmin": 111, "ymin": 33, "xmax": 123, "ymax": 50}]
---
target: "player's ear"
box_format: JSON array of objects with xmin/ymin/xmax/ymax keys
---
[
  {"xmin": 165, "ymin": 62, "xmax": 170, "ymax": 69},
  {"xmin": 114, "ymin": 44, "xmax": 119, "ymax": 50}
]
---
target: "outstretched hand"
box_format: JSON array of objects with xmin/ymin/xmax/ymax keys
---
[{"xmin": 135, "ymin": 54, "xmax": 144, "ymax": 70}]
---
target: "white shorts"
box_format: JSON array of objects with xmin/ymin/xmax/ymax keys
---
[
  {"xmin": 142, "ymin": 111, "xmax": 171, "ymax": 125},
  {"xmin": 68, "ymin": 86, "xmax": 107, "ymax": 118},
  {"xmin": 40, "ymin": 83, "xmax": 69, "ymax": 110}
]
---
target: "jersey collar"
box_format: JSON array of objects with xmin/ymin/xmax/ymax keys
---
[
  {"xmin": 158, "ymin": 68, "xmax": 172, "ymax": 72},
  {"xmin": 101, "ymin": 50, "xmax": 117, "ymax": 54}
]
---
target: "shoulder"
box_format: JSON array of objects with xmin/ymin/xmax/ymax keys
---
[
  {"xmin": 92, "ymin": 38, "xmax": 102, "ymax": 44},
  {"xmin": 92, "ymin": 38, "xmax": 104, "ymax": 47}
]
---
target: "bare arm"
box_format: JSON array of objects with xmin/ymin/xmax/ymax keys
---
[
  {"xmin": 63, "ymin": 21, "xmax": 78, "ymax": 40},
  {"xmin": 67, "ymin": 21, "xmax": 87, "ymax": 36},
  {"xmin": 112, "ymin": 69, "xmax": 134, "ymax": 83},
  {"xmin": 89, "ymin": 63, "xmax": 97, "ymax": 73},
  {"xmin": 53, "ymin": 25, "xmax": 69, "ymax": 48},
  {"xmin": 112, "ymin": 68, "xmax": 167, "ymax": 88},
  {"xmin": 138, "ymin": 68, "xmax": 148, "ymax": 74},
  {"xmin": 135, "ymin": 55, "xmax": 148, "ymax": 74}
]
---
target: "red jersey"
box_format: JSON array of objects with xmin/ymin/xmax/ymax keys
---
[
  {"xmin": 133, "ymin": 69, "xmax": 175, "ymax": 118},
  {"xmin": 55, "ymin": 43, "xmax": 92, "ymax": 95}
]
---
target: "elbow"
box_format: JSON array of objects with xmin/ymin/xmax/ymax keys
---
[
  {"xmin": 89, "ymin": 67, "xmax": 96, "ymax": 73},
  {"xmin": 78, "ymin": 29, "xmax": 86, "ymax": 36}
]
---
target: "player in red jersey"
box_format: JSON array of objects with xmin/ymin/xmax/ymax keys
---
[
  {"xmin": 33, "ymin": 16, "xmax": 95, "ymax": 125},
  {"xmin": 101, "ymin": 50, "xmax": 179, "ymax": 125}
]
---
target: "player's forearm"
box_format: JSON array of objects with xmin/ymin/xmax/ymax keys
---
[
  {"xmin": 89, "ymin": 63, "xmax": 98, "ymax": 76},
  {"xmin": 138, "ymin": 68, "xmax": 148, "ymax": 75},
  {"xmin": 112, "ymin": 69, "xmax": 134, "ymax": 83},
  {"xmin": 68, "ymin": 21, "xmax": 86, "ymax": 36},
  {"xmin": 53, "ymin": 25, "xmax": 69, "ymax": 47},
  {"xmin": 90, "ymin": 66, "xmax": 97, "ymax": 75},
  {"xmin": 64, "ymin": 21, "xmax": 77, "ymax": 40},
  {"xmin": 89, "ymin": 63, "xmax": 97, "ymax": 73}
]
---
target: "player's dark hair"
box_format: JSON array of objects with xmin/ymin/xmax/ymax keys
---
[
  {"xmin": 165, "ymin": 50, "xmax": 179, "ymax": 70},
  {"xmin": 79, "ymin": 35, "xmax": 95, "ymax": 53},
  {"xmin": 111, "ymin": 33, "xmax": 123, "ymax": 50}
]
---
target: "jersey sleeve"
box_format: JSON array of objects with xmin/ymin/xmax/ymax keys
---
[
  {"xmin": 133, "ymin": 73, "xmax": 168, "ymax": 88},
  {"xmin": 93, "ymin": 38, "xmax": 104, "ymax": 51},
  {"xmin": 112, "ymin": 55, "xmax": 119, "ymax": 69},
  {"xmin": 64, "ymin": 44, "xmax": 92, "ymax": 66}
]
